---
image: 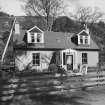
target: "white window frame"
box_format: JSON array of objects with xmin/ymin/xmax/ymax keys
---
[
  {"xmin": 80, "ymin": 36, "xmax": 84, "ymax": 44},
  {"xmin": 27, "ymin": 26, "xmax": 44, "ymax": 43},
  {"xmin": 78, "ymin": 30, "xmax": 90, "ymax": 45},
  {"xmin": 36, "ymin": 33, "xmax": 42, "ymax": 43},
  {"xmin": 82, "ymin": 53, "xmax": 88, "ymax": 64},
  {"xmin": 79, "ymin": 35, "xmax": 89, "ymax": 45},
  {"xmin": 30, "ymin": 32, "xmax": 42, "ymax": 43},
  {"xmin": 84, "ymin": 36, "xmax": 88, "ymax": 44},
  {"xmin": 30, "ymin": 32, "xmax": 35, "ymax": 43},
  {"xmin": 32, "ymin": 53, "xmax": 40, "ymax": 66}
]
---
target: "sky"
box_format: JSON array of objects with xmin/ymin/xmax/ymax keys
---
[
  {"xmin": 0, "ymin": 0, "xmax": 105, "ymax": 16},
  {"xmin": 0, "ymin": 0, "xmax": 25, "ymax": 16}
]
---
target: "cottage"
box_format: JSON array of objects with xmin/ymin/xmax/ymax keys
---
[{"xmin": 14, "ymin": 19, "xmax": 99, "ymax": 73}]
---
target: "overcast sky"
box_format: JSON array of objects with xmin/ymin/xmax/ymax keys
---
[{"xmin": 0, "ymin": 0, "xmax": 105, "ymax": 16}]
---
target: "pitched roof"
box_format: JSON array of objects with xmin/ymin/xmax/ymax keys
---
[
  {"xmin": 14, "ymin": 30, "xmax": 99, "ymax": 50},
  {"xmin": 79, "ymin": 31, "xmax": 89, "ymax": 36},
  {"xmin": 13, "ymin": 16, "xmax": 99, "ymax": 50}
]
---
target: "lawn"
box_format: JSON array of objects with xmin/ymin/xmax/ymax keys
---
[{"xmin": 9, "ymin": 89, "xmax": 105, "ymax": 105}]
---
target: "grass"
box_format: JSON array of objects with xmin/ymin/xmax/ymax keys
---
[{"xmin": 9, "ymin": 90, "xmax": 90, "ymax": 105}]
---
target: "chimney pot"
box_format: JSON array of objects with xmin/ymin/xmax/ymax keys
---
[{"xmin": 15, "ymin": 20, "xmax": 20, "ymax": 35}]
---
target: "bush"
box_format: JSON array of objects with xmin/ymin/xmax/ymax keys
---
[{"xmin": 48, "ymin": 64, "xmax": 58, "ymax": 73}]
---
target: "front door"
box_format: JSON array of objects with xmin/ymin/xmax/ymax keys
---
[{"xmin": 66, "ymin": 55, "xmax": 73, "ymax": 70}]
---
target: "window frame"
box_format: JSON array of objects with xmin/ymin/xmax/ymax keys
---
[
  {"xmin": 79, "ymin": 35, "xmax": 89, "ymax": 45},
  {"xmin": 37, "ymin": 33, "xmax": 42, "ymax": 43},
  {"xmin": 30, "ymin": 32, "xmax": 42, "ymax": 43},
  {"xmin": 84, "ymin": 36, "xmax": 88, "ymax": 44},
  {"xmin": 32, "ymin": 53, "xmax": 40, "ymax": 66},
  {"xmin": 82, "ymin": 53, "xmax": 88, "ymax": 64},
  {"xmin": 80, "ymin": 36, "xmax": 84, "ymax": 44},
  {"xmin": 30, "ymin": 32, "xmax": 35, "ymax": 43}
]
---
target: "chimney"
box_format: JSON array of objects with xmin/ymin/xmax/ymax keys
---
[
  {"xmin": 82, "ymin": 22, "xmax": 89, "ymax": 34},
  {"xmin": 15, "ymin": 20, "xmax": 20, "ymax": 34}
]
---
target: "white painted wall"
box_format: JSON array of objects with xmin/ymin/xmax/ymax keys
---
[
  {"xmin": 15, "ymin": 50, "xmax": 99, "ymax": 71},
  {"xmin": 77, "ymin": 51, "xmax": 99, "ymax": 68},
  {"xmin": 15, "ymin": 51, "xmax": 54, "ymax": 71}
]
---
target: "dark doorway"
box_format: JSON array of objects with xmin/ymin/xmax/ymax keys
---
[{"xmin": 66, "ymin": 55, "xmax": 73, "ymax": 70}]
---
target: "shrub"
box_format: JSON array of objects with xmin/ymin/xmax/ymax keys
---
[{"xmin": 48, "ymin": 64, "xmax": 58, "ymax": 73}]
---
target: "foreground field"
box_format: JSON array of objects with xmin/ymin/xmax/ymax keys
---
[
  {"xmin": 1, "ymin": 68, "xmax": 105, "ymax": 105},
  {"xmin": 30, "ymin": 89, "xmax": 105, "ymax": 105}
]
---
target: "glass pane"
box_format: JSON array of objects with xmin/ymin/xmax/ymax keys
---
[
  {"xmin": 32, "ymin": 38, "xmax": 35, "ymax": 42},
  {"xmin": 85, "ymin": 38, "xmax": 88, "ymax": 44},
  {"xmin": 82, "ymin": 53, "xmax": 88, "ymax": 64},
  {"xmin": 80, "ymin": 36, "xmax": 83, "ymax": 44},
  {"xmin": 31, "ymin": 33, "xmax": 35, "ymax": 42},
  {"xmin": 80, "ymin": 39, "xmax": 83, "ymax": 44},
  {"xmin": 63, "ymin": 52, "xmax": 66, "ymax": 65},
  {"xmin": 37, "ymin": 33, "xmax": 41, "ymax": 42},
  {"xmin": 66, "ymin": 56, "xmax": 72, "ymax": 65},
  {"xmin": 82, "ymin": 53, "xmax": 87, "ymax": 58},
  {"xmin": 36, "ymin": 53, "xmax": 40, "ymax": 59},
  {"xmin": 33, "ymin": 54, "xmax": 35, "ymax": 59},
  {"xmin": 84, "ymin": 59, "xmax": 87, "ymax": 63},
  {"xmin": 33, "ymin": 60, "xmax": 35, "ymax": 64},
  {"xmin": 36, "ymin": 59, "xmax": 40, "ymax": 65},
  {"xmin": 32, "ymin": 53, "xmax": 40, "ymax": 65}
]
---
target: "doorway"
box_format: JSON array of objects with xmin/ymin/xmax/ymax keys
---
[{"xmin": 66, "ymin": 55, "xmax": 73, "ymax": 70}]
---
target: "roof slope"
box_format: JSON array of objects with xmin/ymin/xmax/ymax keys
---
[
  {"xmin": 13, "ymin": 16, "xmax": 99, "ymax": 50},
  {"xmin": 14, "ymin": 30, "xmax": 99, "ymax": 50}
]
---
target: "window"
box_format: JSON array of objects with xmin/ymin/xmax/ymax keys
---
[
  {"xmin": 37, "ymin": 33, "xmax": 41, "ymax": 42},
  {"xmin": 31, "ymin": 33, "xmax": 35, "ymax": 42},
  {"xmin": 30, "ymin": 32, "xmax": 42, "ymax": 43},
  {"xmin": 84, "ymin": 36, "xmax": 88, "ymax": 44},
  {"xmin": 32, "ymin": 53, "xmax": 40, "ymax": 66},
  {"xmin": 82, "ymin": 53, "xmax": 88, "ymax": 64},
  {"xmin": 79, "ymin": 36, "xmax": 88, "ymax": 45},
  {"xmin": 80, "ymin": 36, "xmax": 83, "ymax": 44}
]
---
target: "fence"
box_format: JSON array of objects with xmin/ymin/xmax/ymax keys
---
[{"xmin": 0, "ymin": 67, "xmax": 105, "ymax": 104}]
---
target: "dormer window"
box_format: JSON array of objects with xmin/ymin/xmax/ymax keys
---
[
  {"xmin": 27, "ymin": 26, "xmax": 44, "ymax": 43},
  {"xmin": 78, "ymin": 30, "xmax": 90, "ymax": 45},
  {"xmin": 80, "ymin": 36, "xmax": 88, "ymax": 45},
  {"xmin": 30, "ymin": 33, "xmax": 42, "ymax": 43}
]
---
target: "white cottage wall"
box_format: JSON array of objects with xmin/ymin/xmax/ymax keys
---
[
  {"xmin": 15, "ymin": 51, "xmax": 54, "ymax": 71},
  {"xmin": 77, "ymin": 51, "xmax": 99, "ymax": 68}
]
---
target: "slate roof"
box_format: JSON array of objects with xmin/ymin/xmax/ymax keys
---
[{"xmin": 14, "ymin": 31, "xmax": 99, "ymax": 50}]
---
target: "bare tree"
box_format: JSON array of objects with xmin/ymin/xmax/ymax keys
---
[
  {"xmin": 68, "ymin": 6, "xmax": 105, "ymax": 23},
  {"xmin": 21, "ymin": 0, "xmax": 64, "ymax": 30}
]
